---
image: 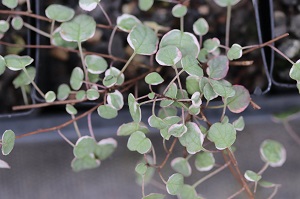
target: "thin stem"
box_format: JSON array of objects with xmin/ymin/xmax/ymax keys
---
[
  {"xmin": 163, "ymin": 69, "xmax": 184, "ymax": 94},
  {"xmin": 268, "ymin": 44, "xmax": 295, "ymax": 65},
  {"xmin": 0, "ymin": 10, "xmax": 51, "ymax": 22},
  {"xmin": 220, "ymin": 98, "xmax": 227, "ymax": 121},
  {"xmin": 283, "ymin": 120, "xmax": 300, "ymax": 146},
  {"xmin": 225, "ymin": 4, "xmax": 232, "ymax": 49},
  {"xmin": 267, "ymin": 185, "xmax": 279, "ymax": 199},
  {"xmin": 50, "ymin": 20, "xmax": 55, "ymax": 40},
  {"xmin": 26, "ymin": 0, "xmax": 32, "ymax": 12},
  {"xmin": 158, "ymin": 171, "xmax": 167, "ymax": 184},
  {"xmin": 159, "ymin": 138, "xmax": 178, "ymax": 169},
  {"xmin": 119, "ymin": 52, "xmax": 137, "ymax": 76},
  {"xmin": 199, "ymin": 35, "xmax": 203, "ymax": 48},
  {"xmin": 151, "ymin": 145, "xmax": 157, "ymax": 165},
  {"xmin": 108, "ymin": 26, "xmax": 118, "ymax": 56},
  {"xmin": 258, "ymin": 162, "xmax": 269, "ymax": 175},
  {"xmin": 22, "ymin": 68, "xmax": 45, "ymax": 98},
  {"xmin": 71, "ymin": 114, "xmax": 81, "ymax": 138},
  {"xmin": 20, "ymin": 86, "xmax": 29, "ymax": 105},
  {"xmin": 23, "ymin": 22, "xmax": 51, "ymax": 38},
  {"xmin": 227, "ymin": 187, "xmax": 245, "ymax": 199},
  {"xmin": 142, "ymin": 175, "xmax": 146, "ymax": 197},
  {"xmin": 163, "ymin": 139, "xmax": 168, "ymax": 153},
  {"xmin": 140, "ymin": 98, "xmax": 164, "ymax": 106},
  {"xmin": 78, "ymin": 42, "xmax": 90, "ymax": 89},
  {"xmin": 87, "ymin": 113, "xmax": 95, "ymax": 139},
  {"xmin": 180, "ymin": 16, "xmax": 184, "ymax": 32},
  {"xmin": 192, "ymin": 162, "xmax": 230, "ymax": 188},
  {"xmin": 98, "ymin": 3, "xmax": 112, "ymax": 26},
  {"xmin": 57, "ymin": 129, "xmax": 75, "ymax": 147}
]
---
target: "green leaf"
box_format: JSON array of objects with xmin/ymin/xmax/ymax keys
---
[
  {"xmin": 198, "ymin": 49, "xmax": 208, "ymax": 63},
  {"xmin": 179, "ymin": 122, "xmax": 204, "ymax": 154},
  {"xmin": 103, "ymin": 74, "xmax": 117, "ymax": 88},
  {"xmin": 181, "ymin": 55, "xmax": 203, "ymax": 77},
  {"xmin": 158, "ymin": 107, "xmax": 177, "ymax": 119},
  {"xmin": 203, "ymin": 83, "xmax": 218, "ymax": 101},
  {"xmin": 66, "ymin": 104, "xmax": 77, "ymax": 115},
  {"xmin": 195, "ymin": 152, "xmax": 215, "ymax": 172},
  {"xmin": 227, "ymin": 85, "xmax": 250, "ymax": 113},
  {"xmin": 60, "ymin": 14, "xmax": 96, "ymax": 42},
  {"xmin": 143, "ymin": 193, "xmax": 165, "ymax": 199},
  {"xmin": 70, "ymin": 67, "xmax": 84, "ymax": 90},
  {"xmin": 85, "ymin": 55, "xmax": 107, "ymax": 74},
  {"xmin": 0, "ymin": 159, "xmax": 10, "ymax": 169},
  {"xmin": 171, "ymin": 157, "xmax": 191, "ymax": 177},
  {"xmin": 145, "ymin": 72, "xmax": 164, "ymax": 85},
  {"xmin": 172, "ymin": 4, "xmax": 187, "ymax": 18},
  {"xmin": 209, "ymin": 79, "xmax": 235, "ymax": 98},
  {"xmin": 94, "ymin": 138, "xmax": 117, "ymax": 160},
  {"xmin": 97, "ymin": 104, "xmax": 118, "ymax": 119},
  {"xmin": 127, "ymin": 131, "xmax": 152, "ymax": 154},
  {"xmin": 71, "ymin": 155, "xmax": 100, "ymax": 172},
  {"xmin": 177, "ymin": 184, "xmax": 198, "ymax": 199},
  {"xmin": 76, "ymin": 90, "xmax": 86, "ymax": 100},
  {"xmin": 51, "ymin": 27, "xmax": 78, "ymax": 49},
  {"xmin": 1, "ymin": 130, "xmax": 15, "ymax": 156},
  {"xmin": 12, "ymin": 67, "xmax": 36, "ymax": 88},
  {"xmin": 188, "ymin": 105, "xmax": 201, "ymax": 116},
  {"xmin": 289, "ymin": 60, "xmax": 300, "ymax": 81},
  {"xmin": 45, "ymin": 4, "xmax": 75, "ymax": 22},
  {"xmin": 0, "ymin": 55, "xmax": 5, "ymax": 75},
  {"xmin": 227, "ymin": 44, "xmax": 242, "ymax": 60},
  {"xmin": 148, "ymin": 92, "xmax": 155, "ymax": 99},
  {"xmin": 88, "ymin": 73, "xmax": 99, "ymax": 83},
  {"xmin": 117, "ymin": 122, "xmax": 149, "ymax": 136},
  {"xmin": 156, "ymin": 45, "xmax": 182, "ymax": 66},
  {"xmin": 193, "ymin": 18, "xmax": 209, "ymax": 36},
  {"xmin": 138, "ymin": 0, "xmax": 154, "ymax": 11},
  {"xmin": 136, "ymin": 155, "xmax": 155, "ymax": 185},
  {"xmin": 2, "ymin": 0, "xmax": 18, "ymax": 9},
  {"xmin": 186, "ymin": 76, "xmax": 201, "ymax": 95},
  {"xmin": 135, "ymin": 162, "xmax": 148, "ymax": 175},
  {"xmin": 168, "ymin": 124, "xmax": 187, "ymax": 137},
  {"xmin": 107, "ymin": 90, "xmax": 124, "ymax": 110},
  {"xmin": 207, "ymin": 55, "xmax": 229, "ymax": 80},
  {"xmin": 208, "ymin": 122, "xmax": 236, "ymax": 150},
  {"xmin": 45, "ymin": 91, "xmax": 56, "ymax": 103},
  {"xmin": 4, "ymin": 55, "xmax": 33, "ymax": 71},
  {"xmin": 166, "ymin": 173, "xmax": 184, "ymax": 195},
  {"xmin": 191, "ymin": 92, "xmax": 202, "ymax": 107},
  {"xmin": 79, "ymin": 0, "xmax": 100, "ymax": 11},
  {"xmin": 258, "ymin": 180, "xmax": 277, "ymax": 188},
  {"xmin": 57, "ymin": 84, "xmax": 71, "ymax": 100},
  {"xmin": 127, "ymin": 24, "xmax": 158, "ymax": 55},
  {"xmin": 260, "ymin": 140, "xmax": 286, "ymax": 167},
  {"xmin": 86, "ymin": 88, "xmax": 100, "ymax": 100},
  {"xmin": 73, "ymin": 136, "xmax": 97, "ymax": 158},
  {"xmin": 213, "ymin": 0, "xmax": 241, "ymax": 7},
  {"xmin": 233, "ymin": 116, "xmax": 245, "ymax": 131},
  {"xmin": 11, "ymin": 16, "xmax": 23, "ymax": 30},
  {"xmin": 128, "ymin": 93, "xmax": 142, "ymax": 123},
  {"xmin": 164, "ymin": 83, "xmax": 177, "ymax": 99},
  {"xmin": 117, "ymin": 14, "xmax": 141, "ymax": 32},
  {"xmin": 203, "ymin": 38, "xmax": 220, "ymax": 53},
  {"xmin": 244, "ymin": 170, "xmax": 261, "ymax": 182},
  {"xmin": 148, "ymin": 115, "xmax": 168, "ymax": 130},
  {"xmin": 160, "ymin": 30, "xmax": 199, "ymax": 58},
  {"xmin": 105, "ymin": 67, "xmax": 124, "ymax": 86}
]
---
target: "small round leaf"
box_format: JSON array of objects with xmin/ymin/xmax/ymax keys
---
[
  {"xmin": 145, "ymin": 72, "xmax": 164, "ymax": 85},
  {"xmin": 227, "ymin": 85, "xmax": 250, "ymax": 113},
  {"xmin": 45, "ymin": 4, "xmax": 75, "ymax": 22},
  {"xmin": 171, "ymin": 157, "xmax": 192, "ymax": 177},
  {"xmin": 45, "ymin": 91, "xmax": 56, "ymax": 103},
  {"xmin": 138, "ymin": 0, "xmax": 154, "ymax": 11},
  {"xmin": 12, "ymin": 67, "xmax": 36, "ymax": 88},
  {"xmin": 66, "ymin": 104, "xmax": 77, "ymax": 115},
  {"xmin": 71, "ymin": 156, "xmax": 100, "ymax": 172},
  {"xmin": 107, "ymin": 90, "xmax": 124, "ymax": 110},
  {"xmin": 128, "ymin": 93, "xmax": 142, "ymax": 123},
  {"xmin": 86, "ymin": 88, "xmax": 100, "ymax": 100},
  {"xmin": 0, "ymin": 20, "xmax": 9, "ymax": 33},
  {"xmin": 73, "ymin": 136, "xmax": 97, "ymax": 158},
  {"xmin": 116, "ymin": 14, "xmax": 141, "ymax": 32},
  {"xmin": 172, "ymin": 4, "xmax": 187, "ymax": 18},
  {"xmin": 70, "ymin": 67, "xmax": 84, "ymax": 90},
  {"xmin": 79, "ymin": 0, "xmax": 100, "ymax": 11},
  {"xmin": 179, "ymin": 122, "xmax": 204, "ymax": 154},
  {"xmin": 181, "ymin": 55, "xmax": 203, "ymax": 77},
  {"xmin": 156, "ymin": 45, "xmax": 182, "ymax": 66},
  {"xmin": 85, "ymin": 55, "xmax": 108, "ymax": 74},
  {"xmin": 206, "ymin": 55, "xmax": 229, "ymax": 80},
  {"xmin": 57, "ymin": 84, "xmax": 71, "ymax": 100},
  {"xmin": 4, "ymin": 55, "xmax": 33, "ymax": 71},
  {"xmin": 244, "ymin": 170, "xmax": 262, "ymax": 182},
  {"xmin": 94, "ymin": 138, "xmax": 117, "ymax": 160},
  {"xmin": 208, "ymin": 122, "xmax": 236, "ymax": 150},
  {"xmin": 193, "ymin": 18, "xmax": 209, "ymax": 36},
  {"xmin": 11, "ymin": 16, "xmax": 23, "ymax": 30},
  {"xmin": 166, "ymin": 173, "xmax": 184, "ymax": 195},
  {"xmin": 2, "ymin": 0, "xmax": 18, "ymax": 9},
  {"xmin": 214, "ymin": 0, "xmax": 241, "ymax": 7},
  {"xmin": 1, "ymin": 130, "xmax": 15, "ymax": 156},
  {"xmin": 260, "ymin": 140, "xmax": 286, "ymax": 167},
  {"xmin": 97, "ymin": 104, "xmax": 118, "ymax": 119},
  {"xmin": 127, "ymin": 131, "xmax": 152, "ymax": 154},
  {"xmin": 117, "ymin": 122, "xmax": 149, "ymax": 136},
  {"xmin": 195, "ymin": 152, "xmax": 215, "ymax": 172}
]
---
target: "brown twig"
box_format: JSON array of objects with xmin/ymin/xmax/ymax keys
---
[
  {"xmin": 159, "ymin": 138, "xmax": 178, "ymax": 169},
  {"xmin": 0, "ymin": 9, "xmax": 51, "ymax": 22}
]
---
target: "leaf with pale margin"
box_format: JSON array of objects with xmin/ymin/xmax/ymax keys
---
[
  {"xmin": 117, "ymin": 122, "xmax": 149, "ymax": 136},
  {"xmin": 127, "ymin": 131, "xmax": 152, "ymax": 154},
  {"xmin": 103, "ymin": 74, "xmax": 117, "ymax": 88},
  {"xmin": 73, "ymin": 136, "xmax": 97, "ymax": 158},
  {"xmin": 148, "ymin": 115, "xmax": 168, "ymax": 130},
  {"xmin": 165, "ymin": 83, "xmax": 177, "ymax": 98},
  {"xmin": 143, "ymin": 193, "xmax": 165, "ymax": 199},
  {"xmin": 244, "ymin": 170, "xmax": 261, "ymax": 182},
  {"xmin": 145, "ymin": 72, "xmax": 164, "ymax": 85},
  {"xmin": 198, "ymin": 49, "xmax": 208, "ymax": 63},
  {"xmin": 158, "ymin": 107, "xmax": 177, "ymax": 119},
  {"xmin": 166, "ymin": 173, "xmax": 184, "ymax": 195},
  {"xmin": 203, "ymin": 83, "xmax": 218, "ymax": 101},
  {"xmin": 0, "ymin": 20, "xmax": 9, "ymax": 33},
  {"xmin": 105, "ymin": 67, "xmax": 124, "ymax": 85},
  {"xmin": 4, "ymin": 55, "xmax": 33, "ymax": 71},
  {"xmin": 181, "ymin": 55, "xmax": 203, "ymax": 77},
  {"xmin": 135, "ymin": 162, "xmax": 147, "ymax": 175},
  {"xmin": 76, "ymin": 90, "xmax": 86, "ymax": 100},
  {"xmin": 207, "ymin": 55, "xmax": 229, "ymax": 80},
  {"xmin": 97, "ymin": 104, "xmax": 118, "ymax": 119},
  {"xmin": 66, "ymin": 104, "xmax": 77, "ymax": 115},
  {"xmin": 186, "ymin": 76, "xmax": 201, "ymax": 95},
  {"xmin": 172, "ymin": 4, "xmax": 187, "ymax": 18},
  {"xmin": 160, "ymin": 29, "xmax": 199, "ymax": 58},
  {"xmin": 12, "ymin": 67, "xmax": 35, "ymax": 88},
  {"xmin": 11, "ymin": 16, "xmax": 23, "ymax": 30},
  {"xmin": 179, "ymin": 122, "xmax": 204, "ymax": 154},
  {"xmin": 0, "ymin": 159, "xmax": 10, "ymax": 169},
  {"xmin": 260, "ymin": 139, "xmax": 286, "ymax": 167},
  {"xmin": 193, "ymin": 18, "xmax": 209, "ymax": 36},
  {"xmin": 208, "ymin": 122, "xmax": 236, "ymax": 150},
  {"xmin": 191, "ymin": 92, "xmax": 202, "ymax": 107},
  {"xmin": 127, "ymin": 24, "xmax": 158, "ymax": 55},
  {"xmin": 2, "ymin": 0, "xmax": 18, "ymax": 9},
  {"xmin": 128, "ymin": 94, "xmax": 142, "ymax": 123},
  {"xmin": 156, "ymin": 45, "xmax": 182, "ymax": 66},
  {"xmin": 177, "ymin": 184, "xmax": 198, "ymax": 199},
  {"xmin": 209, "ymin": 79, "xmax": 235, "ymax": 98},
  {"xmin": 233, "ymin": 116, "xmax": 245, "ymax": 131},
  {"xmin": 258, "ymin": 180, "xmax": 277, "ymax": 188},
  {"xmin": 51, "ymin": 27, "xmax": 78, "ymax": 49},
  {"xmin": 87, "ymin": 88, "xmax": 99, "ymax": 100},
  {"xmin": 45, "ymin": 4, "xmax": 75, "ymax": 22},
  {"xmin": 1, "ymin": 130, "xmax": 15, "ymax": 155},
  {"xmin": 57, "ymin": 84, "xmax": 71, "ymax": 100},
  {"xmin": 94, "ymin": 138, "xmax": 117, "ymax": 160},
  {"xmin": 214, "ymin": 0, "xmax": 241, "ymax": 7},
  {"xmin": 79, "ymin": 0, "xmax": 100, "ymax": 11},
  {"xmin": 195, "ymin": 152, "xmax": 215, "ymax": 172},
  {"xmin": 45, "ymin": 91, "xmax": 56, "ymax": 103},
  {"xmin": 138, "ymin": 0, "xmax": 154, "ymax": 11},
  {"xmin": 0, "ymin": 56, "xmax": 5, "ymax": 75},
  {"xmin": 71, "ymin": 155, "xmax": 100, "ymax": 172},
  {"xmin": 85, "ymin": 55, "xmax": 107, "ymax": 74},
  {"xmin": 136, "ymin": 155, "xmax": 155, "ymax": 185},
  {"xmin": 289, "ymin": 60, "xmax": 300, "ymax": 81},
  {"xmin": 60, "ymin": 14, "xmax": 96, "ymax": 42},
  {"xmin": 171, "ymin": 157, "xmax": 191, "ymax": 177},
  {"xmin": 107, "ymin": 90, "xmax": 124, "ymax": 110},
  {"xmin": 168, "ymin": 124, "xmax": 187, "ymax": 137},
  {"xmin": 188, "ymin": 105, "xmax": 201, "ymax": 116},
  {"xmin": 227, "ymin": 44, "xmax": 242, "ymax": 60},
  {"xmin": 227, "ymin": 85, "xmax": 250, "ymax": 113},
  {"xmin": 203, "ymin": 38, "xmax": 220, "ymax": 53},
  {"xmin": 70, "ymin": 67, "xmax": 84, "ymax": 90},
  {"xmin": 117, "ymin": 14, "xmax": 141, "ymax": 32}
]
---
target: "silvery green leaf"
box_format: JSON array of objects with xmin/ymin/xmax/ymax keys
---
[
  {"xmin": 11, "ymin": 16, "xmax": 23, "ymax": 30},
  {"xmin": 213, "ymin": 0, "xmax": 241, "ymax": 7},
  {"xmin": 94, "ymin": 138, "xmax": 117, "ymax": 160},
  {"xmin": 57, "ymin": 84, "xmax": 71, "ymax": 100},
  {"xmin": 172, "ymin": 4, "xmax": 187, "ymax": 18},
  {"xmin": 206, "ymin": 55, "xmax": 229, "ymax": 80},
  {"xmin": 138, "ymin": 0, "xmax": 154, "ymax": 11},
  {"xmin": 45, "ymin": 91, "xmax": 56, "ymax": 103},
  {"xmin": 4, "ymin": 55, "xmax": 33, "ymax": 71},
  {"xmin": 289, "ymin": 60, "xmax": 300, "ymax": 81},
  {"xmin": 128, "ymin": 93, "xmax": 141, "ymax": 123},
  {"xmin": 227, "ymin": 85, "xmax": 250, "ymax": 113},
  {"xmin": 71, "ymin": 155, "xmax": 100, "ymax": 172},
  {"xmin": 193, "ymin": 18, "xmax": 209, "ymax": 36},
  {"xmin": 86, "ymin": 88, "xmax": 99, "ymax": 100},
  {"xmin": 127, "ymin": 131, "xmax": 152, "ymax": 154},
  {"xmin": 188, "ymin": 104, "xmax": 200, "ymax": 116},
  {"xmin": 244, "ymin": 170, "xmax": 261, "ymax": 182},
  {"xmin": 181, "ymin": 55, "xmax": 203, "ymax": 77},
  {"xmin": 116, "ymin": 14, "xmax": 141, "ymax": 32},
  {"xmin": 233, "ymin": 116, "xmax": 245, "ymax": 131},
  {"xmin": 117, "ymin": 122, "xmax": 149, "ymax": 136},
  {"xmin": 168, "ymin": 123, "xmax": 187, "ymax": 137},
  {"xmin": 1, "ymin": 130, "xmax": 15, "ymax": 156},
  {"xmin": 107, "ymin": 90, "xmax": 124, "ymax": 110},
  {"xmin": 227, "ymin": 44, "xmax": 242, "ymax": 60},
  {"xmin": 209, "ymin": 79, "xmax": 235, "ymax": 98},
  {"xmin": 76, "ymin": 90, "xmax": 86, "ymax": 100},
  {"xmin": 51, "ymin": 27, "xmax": 78, "ymax": 49},
  {"xmin": 79, "ymin": 0, "xmax": 100, "ymax": 11},
  {"xmin": 195, "ymin": 152, "xmax": 215, "ymax": 172},
  {"xmin": 2, "ymin": 0, "xmax": 18, "ymax": 9},
  {"xmin": 158, "ymin": 107, "xmax": 177, "ymax": 119},
  {"xmin": 0, "ymin": 20, "xmax": 9, "ymax": 33},
  {"xmin": 12, "ymin": 67, "xmax": 35, "ymax": 88},
  {"xmin": 208, "ymin": 122, "xmax": 236, "ymax": 150},
  {"xmin": 97, "ymin": 104, "xmax": 118, "ymax": 119},
  {"xmin": 66, "ymin": 104, "xmax": 77, "ymax": 115},
  {"xmin": 177, "ymin": 185, "xmax": 198, "ymax": 199},
  {"xmin": 0, "ymin": 55, "xmax": 5, "ymax": 75},
  {"xmin": 105, "ymin": 67, "xmax": 124, "ymax": 85},
  {"xmin": 145, "ymin": 72, "xmax": 164, "ymax": 85},
  {"xmin": 166, "ymin": 173, "xmax": 184, "ymax": 195},
  {"xmin": 103, "ymin": 74, "xmax": 117, "ymax": 88},
  {"xmin": 179, "ymin": 122, "xmax": 204, "ymax": 154},
  {"xmin": 203, "ymin": 38, "xmax": 220, "ymax": 53},
  {"xmin": 85, "ymin": 55, "xmax": 108, "ymax": 74},
  {"xmin": 73, "ymin": 136, "xmax": 97, "ymax": 158},
  {"xmin": 191, "ymin": 92, "xmax": 202, "ymax": 107},
  {"xmin": 142, "ymin": 193, "xmax": 165, "ymax": 199},
  {"xmin": 156, "ymin": 45, "xmax": 182, "ymax": 66},
  {"xmin": 260, "ymin": 139, "xmax": 286, "ymax": 167},
  {"xmin": 135, "ymin": 162, "xmax": 147, "ymax": 175},
  {"xmin": 186, "ymin": 76, "xmax": 201, "ymax": 95},
  {"xmin": 45, "ymin": 4, "xmax": 75, "ymax": 22},
  {"xmin": 148, "ymin": 115, "xmax": 168, "ymax": 129},
  {"xmin": 171, "ymin": 157, "xmax": 191, "ymax": 177},
  {"xmin": 70, "ymin": 67, "xmax": 84, "ymax": 90}
]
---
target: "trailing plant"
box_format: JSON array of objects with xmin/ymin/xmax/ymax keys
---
[{"xmin": 0, "ymin": 0, "xmax": 298, "ymax": 198}]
